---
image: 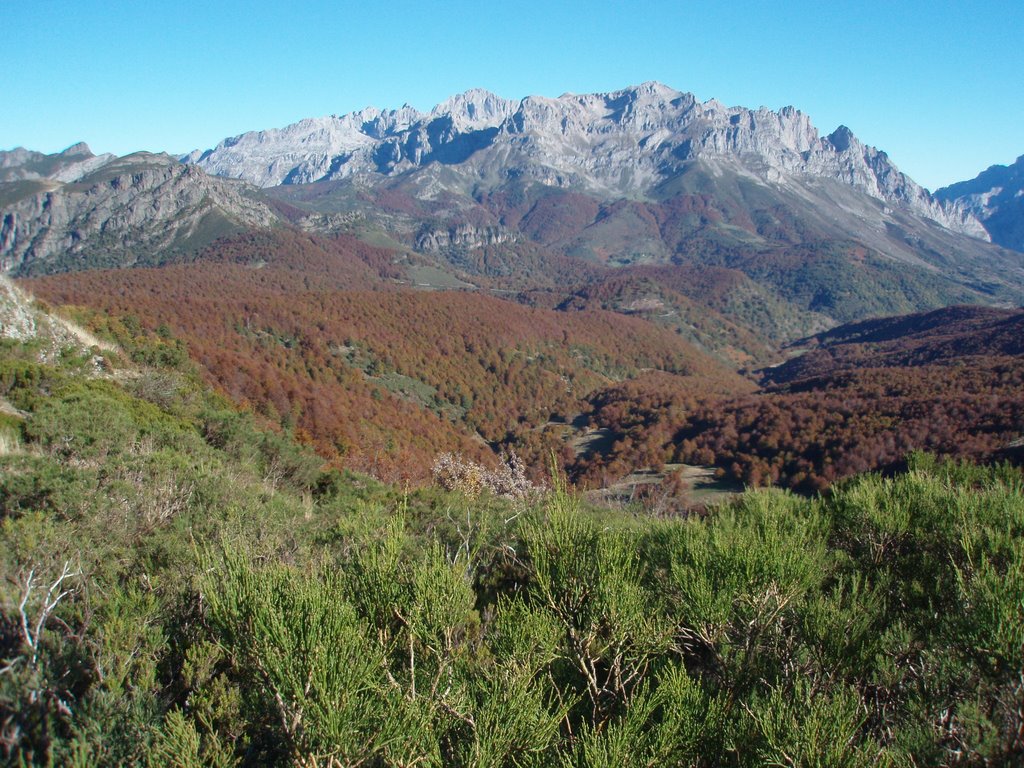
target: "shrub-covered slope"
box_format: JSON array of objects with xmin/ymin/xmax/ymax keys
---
[
  {"xmin": 2, "ymin": 329, "xmax": 1022, "ymax": 765},
  {"xmin": 2, "ymin": 289, "xmax": 1022, "ymax": 766}
]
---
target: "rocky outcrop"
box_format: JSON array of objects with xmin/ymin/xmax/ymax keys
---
[
  {"xmin": 1, "ymin": 151, "xmax": 278, "ymax": 274},
  {"xmin": 182, "ymin": 89, "xmax": 517, "ymax": 187},
  {"xmin": 185, "ymin": 82, "xmax": 985, "ymax": 238},
  {"xmin": 0, "ymin": 273, "xmax": 40, "ymax": 341},
  {"xmin": 0, "ymin": 273, "xmax": 111, "ymax": 365},
  {"xmin": 936, "ymin": 155, "xmax": 1024, "ymax": 252},
  {"xmin": 801, "ymin": 127, "xmax": 986, "ymax": 238},
  {"xmin": 415, "ymin": 223, "xmax": 518, "ymax": 253}
]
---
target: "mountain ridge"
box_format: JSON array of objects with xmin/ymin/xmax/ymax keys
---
[
  {"xmin": 171, "ymin": 82, "xmax": 1024, "ymax": 322},
  {"xmin": 3, "ymin": 84, "xmax": 1023, "ymax": 341},
  {"xmin": 936, "ymin": 154, "xmax": 1024, "ymax": 252},
  {"xmin": 0, "ymin": 148, "xmax": 277, "ymax": 274},
  {"xmin": 183, "ymin": 82, "xmax": 984, "ymax": 237}
]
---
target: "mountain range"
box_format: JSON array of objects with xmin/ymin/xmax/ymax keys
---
[
  {"xmin": 183, "ymin": 82, "xmax": 977, "ymax": 235},
  {"xmin": 1, "ymin": 81, "xmax": 1023, "ymax": 491},
  {"xmin": 2, "ymin": 84, "xmax": 1022, "ymax": 335}
]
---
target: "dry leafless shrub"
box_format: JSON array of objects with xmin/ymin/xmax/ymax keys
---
[{"xmin": 432, "ymin": 450, "xmax": 543, "ymax": 505}]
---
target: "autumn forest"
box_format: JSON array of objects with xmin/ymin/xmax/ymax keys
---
[{"xmin": 26, "ymin": 230, "xmax": 1024, "ymax": 498}]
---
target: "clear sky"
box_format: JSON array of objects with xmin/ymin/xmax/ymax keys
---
[{"xmin": 2, "ymin": 0, "xmax": 1021, "ymax": 191}]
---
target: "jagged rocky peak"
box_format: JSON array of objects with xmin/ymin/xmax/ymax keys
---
[
  {"xmin": 506, "ymin": 82, "xmax": 694, "ymax": 137},
  {"xmin": 182, "ymin": 100, "xmax": 450, "ymax": 187},
  {"xmin": 181, "ymin": 83, "xmax": 857, "ymax": 189},
  {"xmin": 430, "ymin": 88, "xmax": 516, "ymax": 129},
  {"xmin": 682, "ymin": 102, "xmax": 819, "ymax": 162},
  {"xmin": 353, "ymin": 104, "xmax": 426, "ymax": 137},
  {"xmin": 496, "ymin": 83, "xmax": 819, "ymax": 162},
  {"xmin": 827, "ymin": 125, "xmax": 855, "ymax": 152},
  {"xmin": 937, "ymin": 155, "xmax": 1024, "ymax": 252},
  {"xmin": 0, "ymin": 142, "xmax": 117, "ymax": 183},
  {"xmin": 60, "ymin": 141, "xmax": 94, "ymax": 157}
]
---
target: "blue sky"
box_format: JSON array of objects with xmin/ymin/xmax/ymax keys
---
[{"xmin": 2, "ymin": 0, "xmax": 1021, "ymax": 190}]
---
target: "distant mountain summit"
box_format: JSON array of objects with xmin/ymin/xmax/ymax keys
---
[
  {"xmin": 184, "ymin": 82, "xmax": 984, "ymax": 238},
  {"xmin": 0, "ymin": 142, "xmax": 116, "ymax": 183},
  {"xmin": 170, "ymin": 82, "xmax": 1024, "ymax": 320},
  {"xmin": 936, "ymin": 155, "xmax": 1024, "ymax": 252}
]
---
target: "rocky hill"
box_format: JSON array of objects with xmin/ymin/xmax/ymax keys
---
[
  {"xmin": 0, "ymin": 148, "xmax": 278, "ymax": 274},
  {"xmin": 936, "ymin": 154, "xmax": 1024, "ymax": 252}
]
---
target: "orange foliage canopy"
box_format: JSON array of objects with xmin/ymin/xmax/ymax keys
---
[{"xmin": 28, "ymin": 234, "xmax": 745, "ymax": 483}]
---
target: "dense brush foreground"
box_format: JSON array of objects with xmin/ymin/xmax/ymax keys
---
[{"xmin": 1, "ymin": 326, "xmax": 1022, "ymax": 766}]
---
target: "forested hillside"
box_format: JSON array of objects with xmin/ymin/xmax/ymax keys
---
[
  {"xmin": 7, "ymin": 147, "xmax": 1023, "ymax": 497},
  {"xmin": 27, "ymin": 245, "xmax": 748, "ymax": 483},
  {"xmin": 571, "ymin": 306, "xmax": 1024, "ymax": 492},
  {"xmin": 25, "ymin": 240, "xmax": 1024, "ymax": 497}
]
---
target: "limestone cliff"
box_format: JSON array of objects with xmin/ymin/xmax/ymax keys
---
[
  {"xmin": 185, "ymin": 82, "xmax": 984, "ymax": 238},
  {"xmin": 1, "ymin": 149, "xmax": 278, "ymax": 274}
]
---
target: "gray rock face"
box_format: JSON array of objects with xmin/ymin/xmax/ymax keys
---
[
  {"xmin": 185, "ymin": 82, "xmax": 985, "ymax": 238},
  {"xmin": 0, "ymin": 150, "xmax": 278, "ymax": 274},
  {"xmin": 181, "ymin": 89, "xmax": 518, "ymax": 187},
  {"xmin": 415, "ymin": 223, "xmax": 518, "ymax": 253},
  {"xmin": 936, "ymin": 156, "xmax": 1024, "ymax": 252},
  {"xmin": 0, "ymin": 273, "xmax": 40, "ymax": 341}
]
